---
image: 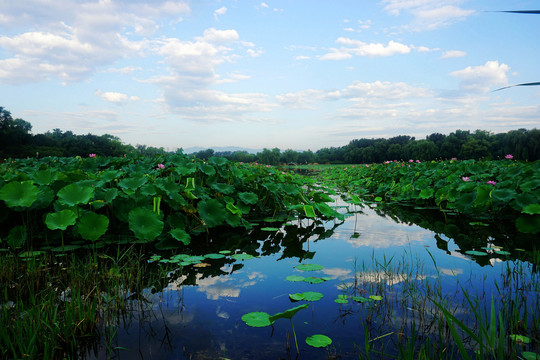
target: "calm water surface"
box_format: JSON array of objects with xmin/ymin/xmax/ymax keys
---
[{"xmin": 91, "ymin": 200, "xmax": 536, "ymax": 359}]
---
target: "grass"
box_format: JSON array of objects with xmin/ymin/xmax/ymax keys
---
[
  {"xmin": 0, "ymin": 245, "xmax": 160, "ymax": 360},
  {"xmin": 338, "ymin": 249, "xmax": 540, "ymax": 359}
]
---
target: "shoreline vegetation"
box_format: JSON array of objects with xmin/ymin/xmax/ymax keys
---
[{"xmin": 2, "ymin": 107, "xmax": 540, "ymax": 163}]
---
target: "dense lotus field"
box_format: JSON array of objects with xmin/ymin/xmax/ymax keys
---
[
  {"xmin": 317, "ymin": 158, "xmax": 540, "ymax": 235},
  {"xmin": 0, "ymin": 153, "xmax": 342, "ymax": 253}
]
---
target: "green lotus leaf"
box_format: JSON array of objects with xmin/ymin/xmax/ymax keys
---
[
  {"xmin": 306, "ymin": 334, "xmax": 332, "ymax": 348},
  {"xmin": 465, "ymin": 250, "xmax": 488, "ymax": 256},
  {"xmin": 128, "ymin": 207, "xmax": 164, "ymax": 241},
  {"xmin": 241, "ymin": 312, "xmax": 273, "ymax": 327},
  {"xmin": 238, "ymin": 192, "xmax": 258, "ymax": 205},
  {"xmin": 7, "ymin": 225, "xmax": 27, "ymax": 248},
  {"xmin": 303, "ymin": 205, "xmax": 316, "ymax": 218},
  {"xmin": 302, "ymin": 291, "xmax": 324, "ymax": 301},
  {"xmin": 97, "ymin": 188, "xmax": 118, "ymax": 203},
  {"xmin": 334, "ymin": 298, "xmax": 348, "ymax": 304},
  {"xmin": 198, "ymin": 163, "xmax": 216, "ymax": 176},
  {"xmin": 31, "ymin": 186, "xmax": 54, "ymax": 209},
  {"xmin": 303, "ymin": 277, "xmax": 324, "ymax": 284},
  {"xmin": 210, "ymin": 183, "xmax": 235, "ymax": 194},
  {"xmin": 261, "ymin": 227, "xmax": 279, "ymax": 231},
  {"xmin": 169, "ymin": 228, "xmax": 191, "ymax": 245},
  {"xmin": 219, "ymin": 250, "xmax": 231, "ymax": 254},
  {"xmin": 494, "ymin": 250, "xmax": 511, "ymax": 255},
  {"xmin": 522, "ymin": 204, "xmax": 540, "ymax": 215},
  {"xmin": 231, "ymin": 253, "xmax": 254, "ymax": 260},
  {"xmin": 419, "ymin": 188, "xmax": 434, "ymax": 199},
  {"xmin": 270, "ymin": 303, "xmax": 309, "ymax": 322},
  {"xmin": 34, "ymin": 169, "xmax": 58, "ymax": 185},
  {"xmin": 286, "ymin": 275, "xmax": 305, "ymax": 282},
  {"xmin": 289, "ymin": 293, "xmax": 305, "ymax": 301},
  {"xmin": 45, "ymin": 209, "xmax": 77, "ymax": 231},
  {"xmin": 374, "ymin": 196, "xmax": 383, "ymax": 202},
  {"xmin": 296, "ymin": 263, "xmax": 323, "ymax": 271},
  {"xmin": 118, "ymin": 177, "xmax": 148, "ymax": 191},
  {"xmin": 0, "ymin": 181, "xmax": 39, "ymax": 208},
  {"xmin": 352, "ymin": 296, "xmax": 372, "ymax": 303},
  {"xmin": 57, "ymin": 183, "xmax": 94, "ymax": 206},
  {"xmin": 184, "ymin": 255, "xmax": 205, "ymax": 263},
  {"xmin": 51, "ymin": 244, "xmax": 81, "ymax": 252},
  {"xmin": 77, "ymin": 212, "xmax": 109, "ymax": 242},
  {"xmin": 516, "ymin": 214, "xmax": 540, "ymax": 234},
  {"xmin": 369, "ymin": 295, "xmax": 383, "ymax": 301},
  {"xmin": 204, "ymin": 253, "xmax": 226, "ymax": 259},
  {"xmin": 197, "ymin": 199, "xmax": 226, "ymax": 227},
  {"xmin": 99, "ymin": 170, "xmax": 123, "ymax": 183},
  {"xmin": 19, "ymin": 250, "xmax": 45, "ymax": 259},
  {"xmin": 521, "ymin": 351, "xmax": 540, "ymax": 360},
  {"xmin": 509, "ymin": 334, "xmax": 531, "ymax": 344}
]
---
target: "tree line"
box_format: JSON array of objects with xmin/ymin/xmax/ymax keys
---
[{"xmin": 1, "ymin": 106, "xmax": 539, "ymax": 163}]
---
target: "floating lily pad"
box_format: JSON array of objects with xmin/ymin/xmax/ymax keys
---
[
  {"xmin": 509, "ymin": 334, "xmax": 531, "ymax": 344},
  {"xmin": 261, "ymin": 227, "xmax": 279, "ymax": 231},
  {"xmin": 306, "ymin": 334, "xmax": 332, "ymax": 348},
  {"xmin": 204, "ymin": 253, "xmax": 226, "ymax": 259},
  {"xmin": 286, "ymin": 275, "xmax": 305, "ymax": 282},
  {"xmin": 465, "ymin": 250, "xmax": 488, "ymax": 256},
  {"xmin": 241, "ymin": 312, "xmax": 272, "ymax": 327},
  {"xmin": 494, "ymin": 250, "xmax": 511, "ymax": 255},
  {"xmin": 302, "ymin": 291, "xmax": 324, "ymax": 301},
  {"xmin": 231, "ymin": 253, "xmax": 254, "ymax": 261},
  {"xmin": 303, "ymin": 276, "xmax": 324, "ymax": 284},
  {"xmin": 51, "ymin": 244, "xmax": 81, "ymax": 252},
  {"xmin": 219, "ymin": 250, "xmax": 232, "ymax": 254},
  {"xmin": 352, "ymin": 296, "xmax": 372, "ymax": 303},
  {"xmin": 184, "ymin": 255, "xmax": 205, "ymax": 263},
  {"xmin": 296, "ymin": 263, "xmax": 324, "ymax": 271},
  {"xmin": 369, "ymin": 295, "xmax": 383, "ymax": 301},
  {"xmin": 19, "ymin": 250, "xmax": 45, "ymax": 259},
  {"xmin": 334, "ymin": 298, "xmax": 348, "ymax": 304},
  {"xmin": 289, "ymin": 293, "xmax": 305, "ymax": 301},
  {"xmin": 470, "ymin": 222, "xmax": 489, "ymax": 227}
]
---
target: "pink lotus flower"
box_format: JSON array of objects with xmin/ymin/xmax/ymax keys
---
[
  {"xmin": 487, "ymin": 180, "xmax": 497, "ymax": 186},
  {"xmin": 408, "ymin": 159, "xmax": 414, "ymax": 163},
  {"xmin": 462, "ymin": 176, "xmax": 470, "ymax": 182},
  {"xmin": 416, "ymin": 160, "xmax": 421, "ymax": 163},
  {"xmin": 451, "ymin": 157, "xmax": 457, "ymax": 161},
  {"xmin": 89, "ymin": 153, "xmax": 96, "ymax": 158},
  {"xmin": 156, "ymin": 163, "xmax": 165, "ymax": 169},
  {"xmin": 505, "ymin": 154, "xmax": 514, "ymax": 159}
]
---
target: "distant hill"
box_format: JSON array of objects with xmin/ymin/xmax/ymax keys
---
[{"xmin": 183, "ymin": 146, "xmax": 262, "ymax": 154}]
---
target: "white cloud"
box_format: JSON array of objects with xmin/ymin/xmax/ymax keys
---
[
  {"xmin": 214, "ymin": 6, "xmax": 227, "ymax": 21},
  {"xmin": 260, "ymin": 2, "xmax": 269, "ymax": 8},
  {"xmin": 381, "ymin": 0, "xmax": 474, "ymax": 30},
  {"xmin": 450, "ymin": 60, "xmax": 510, "ymax": 93},
  {"xmin": 0, "ymin": 0, "xmax": 189, "ymax": 84},
  {"xmin": 441, "ymin": 50, "xmax": 466, "ymax": 59},
  {"xmin": 321, "ymin": 38, "xmax": 414, "ymax": 60},
  {"xmin": 95, "ymin": 90, "xmax": 139, "ymax": 104}
]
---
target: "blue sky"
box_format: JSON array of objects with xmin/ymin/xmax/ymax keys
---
[{"xmin": 1, "ymin": 0, "xmax": 539, "ymax": 151}]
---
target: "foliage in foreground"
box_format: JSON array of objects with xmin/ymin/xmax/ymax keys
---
[
  {"xmin": 0, "ymin": 153, "xmax": 341, "ymax": 251},
  {"xmin": 318, "ymin": 158, "xmax": 540, "ymax": 234}
]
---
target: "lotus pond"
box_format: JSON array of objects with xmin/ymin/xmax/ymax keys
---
[{"xmin": 0, "ymin": 155, "xmax": 539, "ymax": 359}]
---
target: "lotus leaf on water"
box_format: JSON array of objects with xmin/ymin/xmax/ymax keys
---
[
  {"xmin": 286, "ymin": 275, "xmax": 305, "ymax": 282},
  {"xmin": 241, "ymin": 312, "xmax": 273, "ymax": 327},
  {"xmin": 231, "ymin": 253, "xmax": 254, "ymax": 261},
  {"xmin": 305, "ymin": 334, "xmax": 332, "ymax": 348},
  {"xmin": 269, "ymin": 303, "xmax": 309, "ymax": 322},
  {"xmin": 204, "ymin": 253, "xmax": 226, "ymax": 259},
  {"xmin": 465, "ymin": 250, "xmax": 488, "ymax": 256},
  {"xmin": 296, "ymin": 263, "xmax": 324, "ymax": 271}
]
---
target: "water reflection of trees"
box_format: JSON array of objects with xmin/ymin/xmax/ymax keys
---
[{"xmin": 368, "ymin": 201, "xmax": 538, "ymax": 266}]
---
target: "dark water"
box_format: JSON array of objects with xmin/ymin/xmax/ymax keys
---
[{"xmin": 89, "ymin": 199, "xmax": 538, "ymax": 359}]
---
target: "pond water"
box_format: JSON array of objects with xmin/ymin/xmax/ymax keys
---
[{"xmin": 88, "ymin": 198, "xmax": 538, "ymax": 359}]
